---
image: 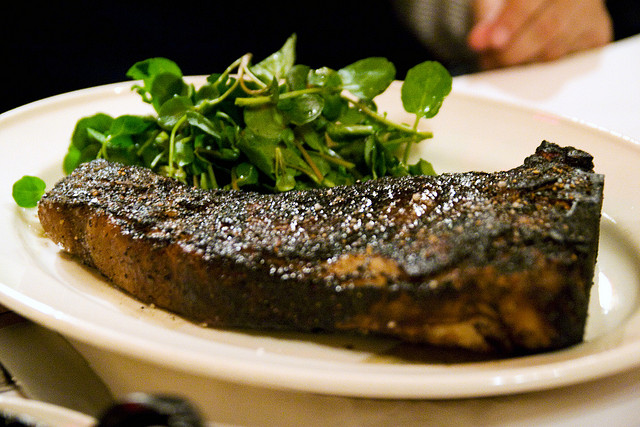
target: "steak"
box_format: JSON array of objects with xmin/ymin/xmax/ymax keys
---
[{"xmin": 38, "ymin": 141, "xmax": 604, "ymax": 356}]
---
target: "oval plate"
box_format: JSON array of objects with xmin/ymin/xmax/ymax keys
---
[{"xmin": 0, "ymin": 79, "xmax": 639, "ymax": 399}]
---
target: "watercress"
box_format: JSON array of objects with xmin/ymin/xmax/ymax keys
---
[
  {"xmin": 12, "ymin": 176, "xmax": 46, "ymax": 208},
  {"xmin": 12, "ymin": 34, "xmax": 452, "ymax": 207}
]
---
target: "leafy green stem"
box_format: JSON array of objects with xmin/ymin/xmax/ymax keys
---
[
  {"xmin": 234, "ymin": 87, "xmax": 328, "ymax": 107},
  {"xmin": 294, "ymin": 140, "xmax": 324, "ymax": 182},
  {"xmin": 136, "ymin": 129, "xmax": 161, "ymax": 157},
  {"xmin": 402, "ymin": 115, "xmax": 423, "ymax": 163},
  {"xmin": 197, "ymin": 54, "xmax": 253, "ymax": 113},
  {"xmin": 313, "ymin": 151, "xmax": 356, "ymax": 169},
  {"xmin": 345, "ymin": 95, "xmax": 432, "ymax": 140},
  {"xmin": 239, "ymin": 59, "xmax": 269, "ymax": 90},
  {"xmin": 207, "ymin": 163, "xmax": 218, "ymax": 189},
  {"xmin": 168, "ymin": 115, "xmax": 188, "ymax": 177}
]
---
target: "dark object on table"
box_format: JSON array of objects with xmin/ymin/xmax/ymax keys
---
[{"xmin": 97, "ymin": 393, "xmax": 204, "ymax": 427}]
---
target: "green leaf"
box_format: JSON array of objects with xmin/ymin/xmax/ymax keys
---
[
  {"xmin": 12, "ymin": 176, "xmax": 46, "ymax": 208},
  {"xmin": 307, "ymin": 152, "xmax": 332, "ymax": 176},
  {"xmin": 108, "ymin": 115, "xmax": 154, "ymax": 137},
  {"xmin": 107, "ymin": 134, "xmax": 135, "ymax": 149},
  {"xmin": 127, "ymin": 58, "xmax": 184, "ymax": 107},
  {"xmin": 251, "ymin": 33, "xmax": 297, "ymax": 83},
  {"xmin": 237, "ymin": 130, "xmax": 310, "ymax": 182},
  {"xmin": 149, "ymin": 73, "xmax": 189, "ymax": 112},
  {"xmin": 409, "ymin": 158, "xmax": 436, "ymax": 176},
  {"xmin": 71, "ymin": 113, "xmax": 113, "ymax": 150},
  {"xmin": 280, "ymin": 127, "xmax": 295, "ymax": 145},
  {"xmin": 157, "ymin": 96, "xmax": 193, "ymax": 128},
  {"xmin": 401, "ymin": 61, "xmax": 452, "ymax": 119},
  {"xmin": 86, "ymin": 128, "xmax": 107, "ymax": 144},
  {"xmin": 276, "ymin": 172, "xmax": 296, "ymax": 192},
  {"xmin": 216, "ymin": 148, "xmax": 241, "ymax": 161},
  {"xmin": 323, "ymin": 169, "xmax": 355, "ymax": 187},
  {"xmin": 320, "ymin": 92, "xmax": 346, "ymax": 121},
  {"xmin": 243, "ymin": 105, "xmax": 286, "ymax": 138},
  {"xmin": 308, "ymin": 67, "xmax": 341, "ymax": 88},
  {"xmin": 185, "ymin": 110, "xmax": 222, "ymax": 139},
  {"xmin": 286, "ymin": 64, "xmax": 310, "ymax": 91},
  {"xmin": 336, "ymin": 104, "xmax": 368, "ymax": 125},
  {"xmin": 195, "ymin": 82, "xmax": 220, "ymax": 103},
  {"xmin": 277, "ymin": 94, "xmax": 324, "ymax": 125},
  {"xmin": 126, "ymin": 57, "xmax": 182, "ymax": 81},
  {"xmin": 297, "ymin": 124, "xmax": 324, "ymax": 152},
  {"xmin": 174, "ymin": 139, "xmax": 195, "ymax": 166},
  {"xmin": 338, "ymin": 57, "xmax": 396, "ymax": 101},
  {"xmin": 81, "ymin": 143, "xmax": 101, "ymax": 160},
  {"xmin": 236, "ymin": 130, "xmax": 279, "ymax": 176},
  {"xmin": 63, "ymin": 145, "xmax": 82, "ymax": 174},
  {"xmin": 233, "ymin": 162, "xmax": 259, "ymax": 187},
  {"xmin": 364, "ymin": 137, "xmax": 384, "ymax": 179}
]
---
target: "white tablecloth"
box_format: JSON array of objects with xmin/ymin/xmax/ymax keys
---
[{"xmin": 454, "ymin": 34, "xmax": 640, "ymax": 143}]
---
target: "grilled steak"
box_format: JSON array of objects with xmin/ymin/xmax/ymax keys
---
[{"xmin": 38, "ymin": 141, "xmax": 604, "ymax": 356}]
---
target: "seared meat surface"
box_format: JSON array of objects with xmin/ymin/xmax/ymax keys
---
[{"xmin": 38, "ymin": 141, "xmax": 604, "ymax": 355}]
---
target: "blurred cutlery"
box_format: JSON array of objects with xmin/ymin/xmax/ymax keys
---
[{"xmin": 0, "ymin": 306, "xmax": 114, "ymax": 418}]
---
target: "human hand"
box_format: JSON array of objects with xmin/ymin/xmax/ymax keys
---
[{"xmin": 467, "ymin": 0, "xmax": 613, "ymax": 69}]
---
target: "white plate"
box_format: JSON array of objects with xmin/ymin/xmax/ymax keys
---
[
  {"xmin": 0, "ymin": 79, "xmax": 639, "ymax": 399},
  {"xmin": 0, "ymin": 395, "xmax": 94, "ymax": 426}
]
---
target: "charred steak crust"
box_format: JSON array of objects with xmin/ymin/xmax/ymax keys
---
[{"xmin": 38, "ymin": 141, "xmax": 604, "ymax": 355}]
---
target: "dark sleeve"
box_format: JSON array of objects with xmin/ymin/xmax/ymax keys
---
[{"xmin": 607, "ymin": 0, "xmax": 640, "ymax": 40}]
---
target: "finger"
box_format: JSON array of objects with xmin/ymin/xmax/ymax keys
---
[
  {"xmin": 484, "ymin": 0, "xmax": 549, "ymax": 49},
  {"xmin": 468, "ymin": 24, "xmax": 494, "ymax": 51},
  {"xmin": 491, "ymin": 1, "xmax": 575, "ymax": 66},
  {"xmin": 468, "ymin": 0, "xmax": 507, "ymax": 50},
  {"xmin": 474, "ymin": 0, "xmax": 506, "ymax": 23}
]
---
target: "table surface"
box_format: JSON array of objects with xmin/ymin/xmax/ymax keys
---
[
  {"xmin": 454, "ymin": 34, "xmax": 640, "ymax": 142},
  {"xmin": 2, "ymin": 35, "xmax": 640, "ymax": 427}
]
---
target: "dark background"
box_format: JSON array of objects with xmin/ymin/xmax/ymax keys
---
[
  {"xmin": 2, "ymin": 0, "xmax": 639, "ymax": 114},
  {"xmin": 1, "ymin": 1, "xmax": 430, "ymax": 114}
]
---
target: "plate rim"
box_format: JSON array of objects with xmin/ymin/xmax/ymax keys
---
[{"xmin": 0, "ymin": 394, "xmax": 95, "ymax": 426}]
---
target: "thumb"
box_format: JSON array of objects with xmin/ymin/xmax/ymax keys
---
[
  {"xmin": 468, "ymin": 0, "xmax": 506, "ymax": 50},
  {"xmin": 474, "ymin": 0, "xmax": 506, "ymax": 23}
]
